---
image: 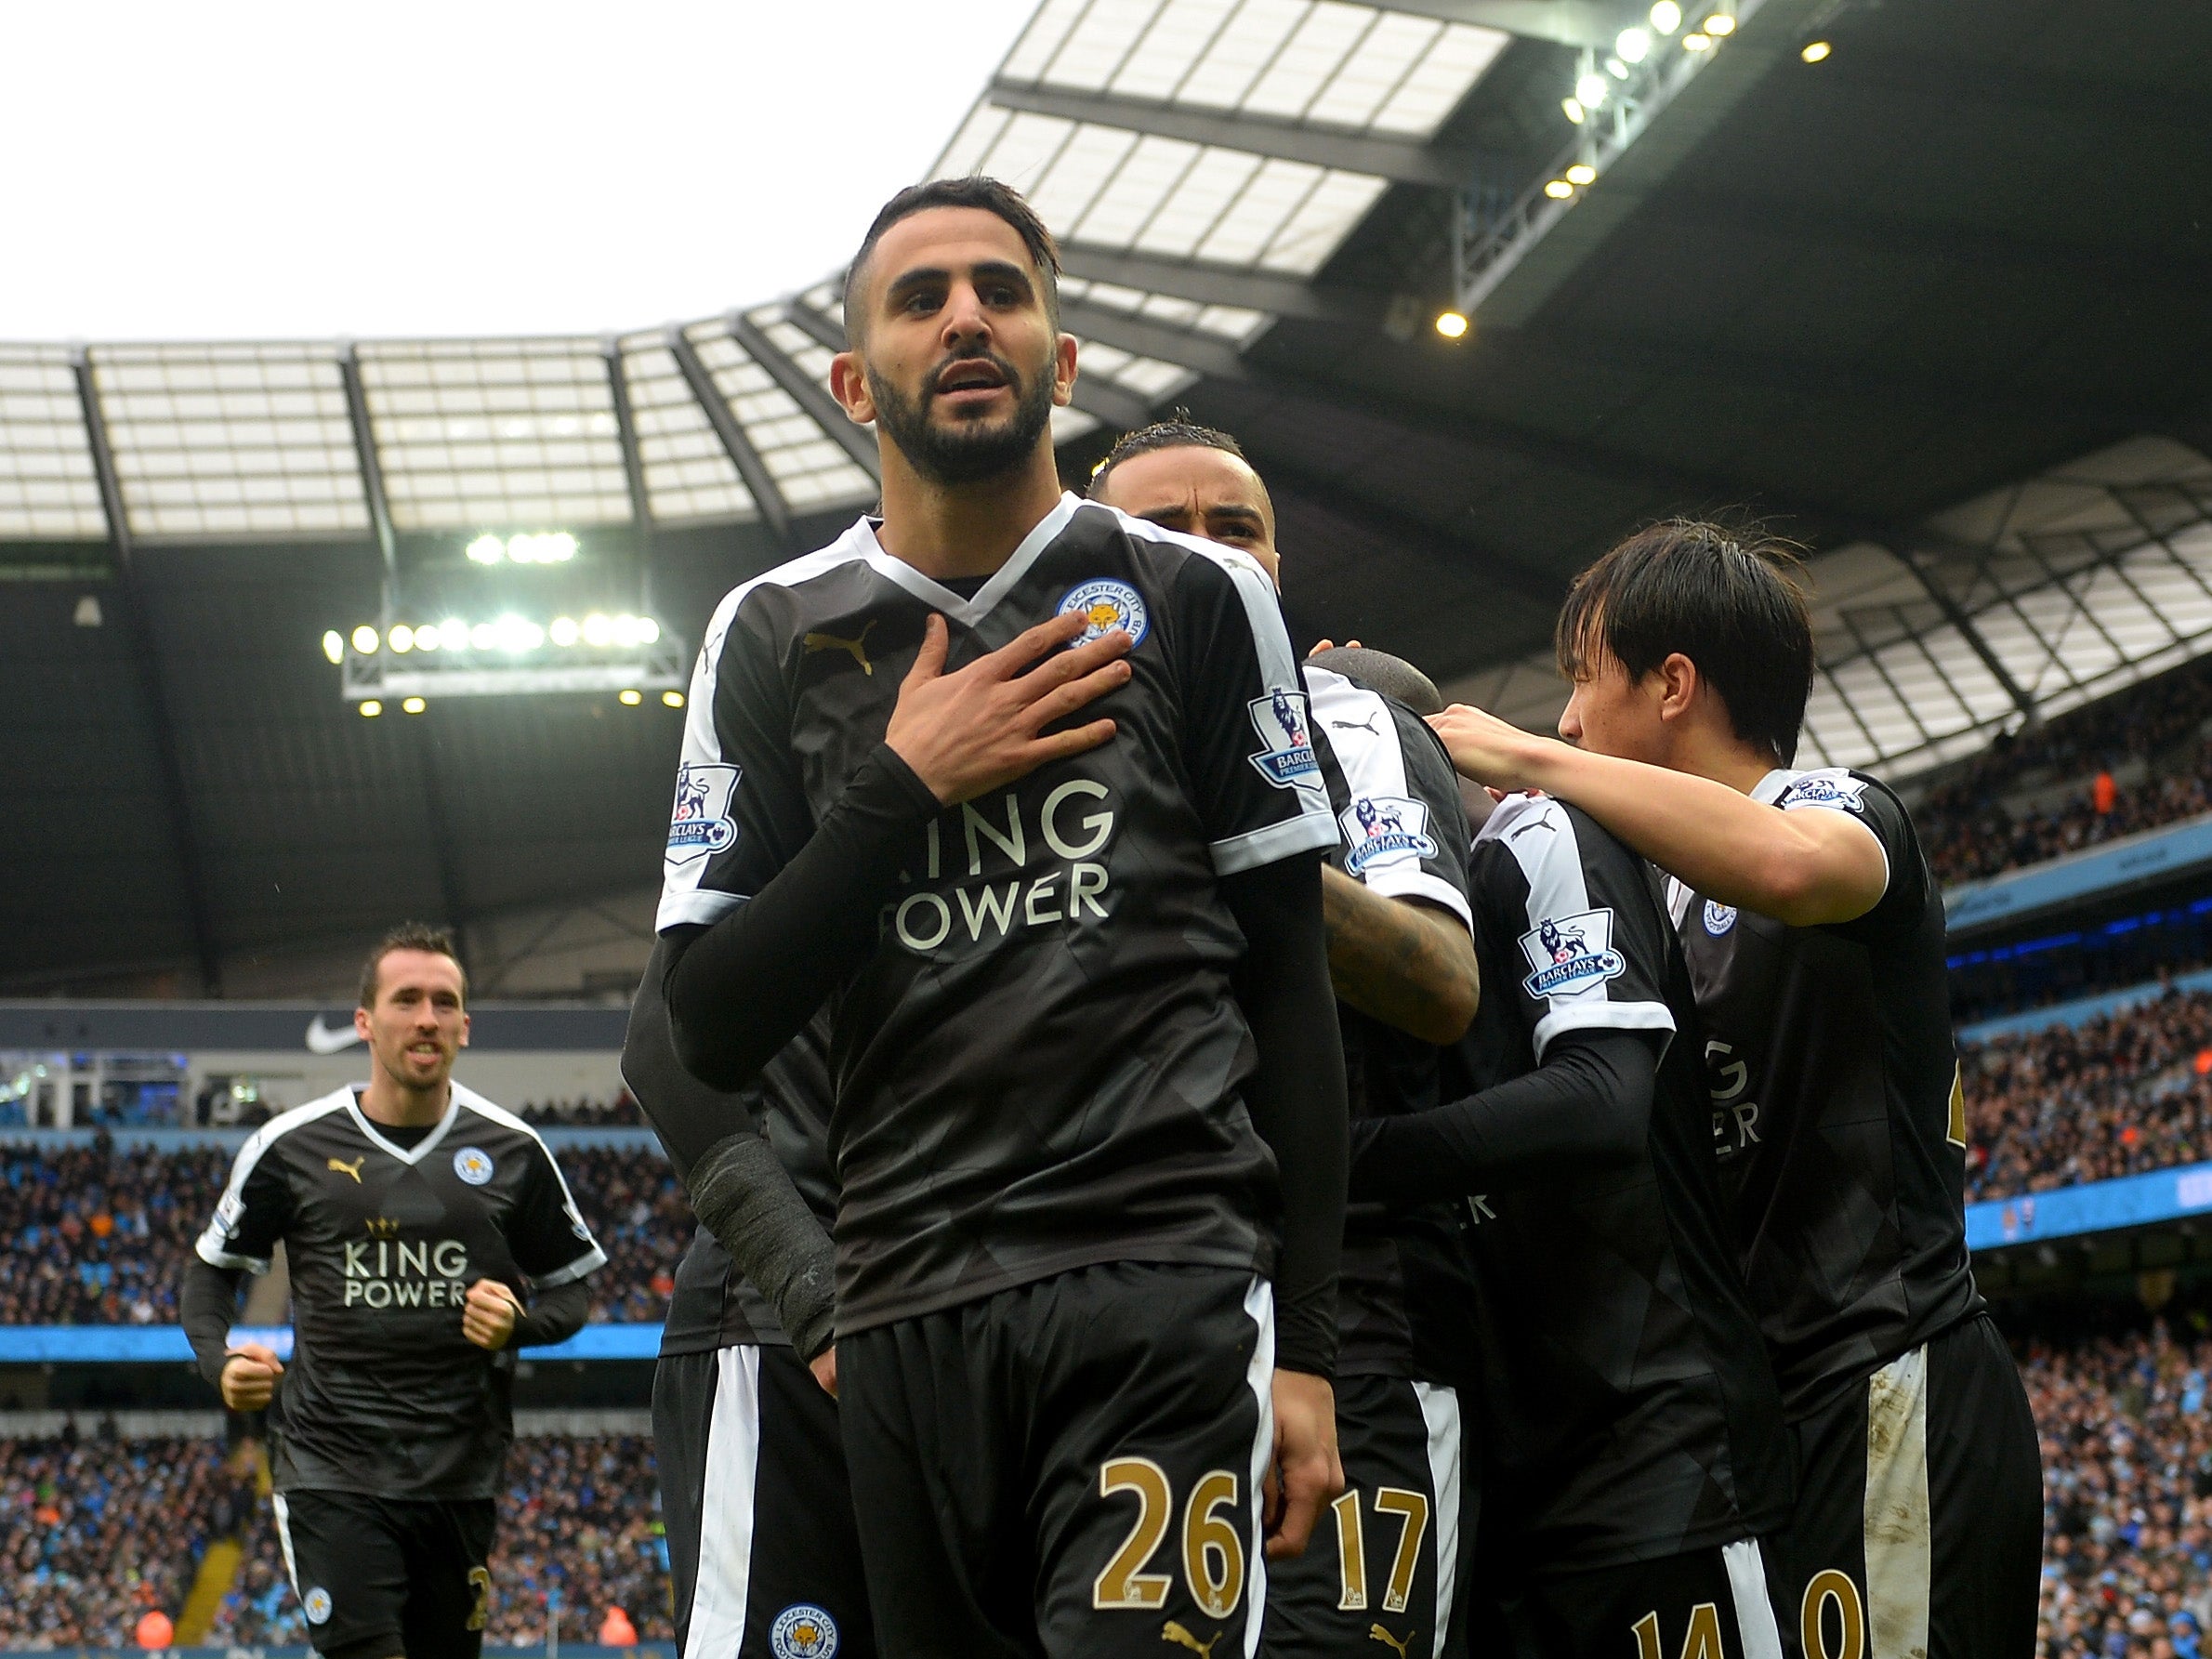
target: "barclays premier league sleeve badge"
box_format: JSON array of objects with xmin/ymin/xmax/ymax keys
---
[
  {"xmin": 1516, "ymin": 907, "xmax": 1626, "ymax": 1000},
  {"xmin": 1338, "ymin": 795, "xmax": 1439, "ymax": 875},
  {"xmin": 666, "ymin": 762, "xmax": 740, "ymax": 865},
  {"xmin": 1245, "ymin": 689, "xmax": 1322, "ymax": 791}
]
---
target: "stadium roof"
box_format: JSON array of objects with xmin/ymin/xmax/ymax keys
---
[{"xmin": 5, "ymin": 0, "xmax": 2209, "ymax": 994}]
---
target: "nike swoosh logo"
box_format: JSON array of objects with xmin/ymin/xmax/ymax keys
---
[{"xmin": 304, "ymin": 1016, "xmax": 362, "ymax": 1055}]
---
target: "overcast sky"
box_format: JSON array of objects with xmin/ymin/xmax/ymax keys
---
[{"xmin": 4, "ymin": 1, "xmax": 1034, "ymax": 342}]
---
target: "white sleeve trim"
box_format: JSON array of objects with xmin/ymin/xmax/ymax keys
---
[
  {"xmin": 1211, "ymin": 810, "xmax": 1341, "ymax": 876},
  {"xmin": 1757, "ymin": 766, "xmax": 1892, "ymax": 902},
  {"xmin": 657, "ymin": 888, "xmax": 745, "ymax": 933},
  {"xmin": 1532, "ymin": 1000, "xmax": 1677, "ymax": 1064},
  {"xmin": 1362, "ymin": 866, "xmax": 1474, "ymax": 933},
  {"xmin": 193, "ymin": 1236, "xmax": 270, "ymax": 1275},
  {"xmin": 532, "ymin": 1244, "xmax": 609, "ymax": 1289},
  {"xmin": 191, "ymin": 1088, "xmax": 352, "ymax": 1275}
]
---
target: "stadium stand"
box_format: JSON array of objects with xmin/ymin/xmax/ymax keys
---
[
  {"xmin": 0, "ymin": 1139, "xmax": 686, "ymax": 1326},
  {"xmin": 519, "ymin": 1095, "xmax": 645, "ymax": 1127}
]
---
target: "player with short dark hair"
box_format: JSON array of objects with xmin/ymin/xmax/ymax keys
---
[
  {"xmin": 1426, "ymin": 520, "xmax": 2043, "ymax": 1659},
  {"xmin": 658, "ymin": 178, "xmax": 1350, "ymax": 1657},
  {"xmin": 179, "ymin": 925, "xmax": 605, "ymax": 1659},
  {"xmin": 1089, "ymin": 426, "xmax": 1482, "ymax": 1659}
]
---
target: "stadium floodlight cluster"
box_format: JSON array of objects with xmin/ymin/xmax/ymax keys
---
[
  {"xmin": 466, "ymin": 532, "xmax": 578, "ymax": 566},
  {"xmin": 330, "ymin": 610, "xmax": 684, "ymax": 708}
]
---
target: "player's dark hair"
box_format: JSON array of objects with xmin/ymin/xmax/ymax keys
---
[
  {"xmin": 1086, "ymin": 412, "xmax": 1247, "ymax": 495},
  {"xmin": 358, "ymin": 923, "xmax": 467, "ymax": 1009},
  {"xmin": 1557, "ymin": 519, "xmax": 1814, "ymax": 765},
  {"xmin": 843, "ymin": 177, "xmax": 1061, "ymax": 343},
  {"xmin": 1308, "ymin": 645, "xmax": 1444, "ymax": 718}
]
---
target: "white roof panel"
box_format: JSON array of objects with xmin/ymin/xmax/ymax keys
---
[
  {"xmin": 92, "ymin": 344, "xmax": 367, "ymax": 540},
  {"xmin": 616, "ymin": 333, "xmax": 756, "ymax": 524},
  {"xmin": 683, "ymin": 325, "xmax": 875, "ymax": 514},
  {"xmin": 0, "ymin": 347, "xmax": 106, "ymax": 540}
]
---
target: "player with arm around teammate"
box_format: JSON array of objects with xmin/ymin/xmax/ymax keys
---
[
  {"xmin": 180, "ymin": 925, "xmax": 605, "ymax": 1659},
  {"xmin": 1088, "ymin": 422, "xmax": 1483, "ymax": 1659},
  {"xmin": 624, "ymin": 942, "xmax": 875, "ymax": 1659},
  {"xmin": 1425, "ymin": 522, "xmax": 2042, "ymax": 1659},
  {"xmin": 656, "ymin": 178, "xmax": 1349, "ymax": 1658}
]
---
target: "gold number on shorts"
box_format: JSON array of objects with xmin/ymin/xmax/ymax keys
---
[
  {"xmin": 1800, "ymin": 1569, "xmax": 1866, "ymax": 1659},
  {"xmin": 465, "ymin": 1566, "xmax": 492, "ymax": 1632},
  {"xmin": 1182, "ymin": 1469, "xmax": 1246, "ymax": 1619},
  {"xmin": 1371, "ymin": 1488, "xmax": 1429, "ymax": 1615},
  {"xmin": 1331, "ymin": 1490, "xmax": 1368, "ymax": 1610},
  {"xmin": 1632, "ymin": 1603, "xmax": 1725, "ymax": 1659},
  {"xmin": 1094, "ymin": 1458, "xmax": 1175, "ymax": 1610}
]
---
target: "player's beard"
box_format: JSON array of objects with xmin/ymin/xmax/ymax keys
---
[{"xmin": 867, "ymin": 346, "xmax": 1056, "ymax": 486}]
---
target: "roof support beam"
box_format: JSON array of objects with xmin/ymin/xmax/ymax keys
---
[
  {"xmin": 1067, "ymin": 372, "xmax": 1156, "ymax": 434},
  {"xmin": 415, "ymin": 736, "xmax": 474, "ymax": 980},
  {"xmin": 336, "ymin": 346, "xmax": 398, "ymax": 589},
  {"xmin": 1060, "ymin": 301, "xmax": 1249, "ymax": 382},
  {"xmin": 665, "ymin": 327, "xmax": 794, "ymax": 547},
  {"xmin": 781, "ymin": 298, "xmax": 849, "ymax": 356},
  {"xmin": 986, "ymin": 80, "xmax": 1479, "ymax": 188},
  {"xmin": 1890, "ymin": 546, "xmax": 2039, "ymax": 722},
  {"xmin": 602, "ymin": 339, "xmax": 654, "ymax": 533},
  {"xmin": 1355, "ymin": 0, "xmax": 1618, "ymax": 46},
  {"xmin": 72, "ymin": 350, "xmax": 223, "ymax": 995},
  {"xmin": 1059, "ymin": 245, "xmax": 1372, "ymax": 324},
  {"xmin": 728, "ymin": 314, "xmax": 881, "ymax": 481}
]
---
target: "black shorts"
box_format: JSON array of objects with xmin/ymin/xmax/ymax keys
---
[
  {"xmin": 652, "ymin": 1344, "xmax": 876, "ymax": 1659},
  {"xmin": 1497, "ymin": 1539, "xmax": 1786, "ymax": 1659},
  {"xmin": 1261, "ymin": 1374, "xmax": 1465, "ymax": 1659},
  {"xmin": 1778, "ymin": 1313, "xmax": 2042, "ymax": 1659},
  {"xmin": 839, "ymin": 1262, "xmax": 1274, "ymax": 1659},
  {"xmin": 270, "ymin": 1488, "xmax": 496, "ymax": 1659}
]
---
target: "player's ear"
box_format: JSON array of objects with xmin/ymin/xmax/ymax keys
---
[
  {"xmin": 1051, "ymin": 331, "xmax": 1078, "ymax": 408},
  {"xmin": 1655, "ymin": 652, "xmax": 1700, "ymax": 724},
  {"xmin": 353, "ymin": 1005, "xmax": 373, "ymax": 1043},
  {"xmin": 457, "ymin": 1011, "xmax": 470, "ymax": 1049},
  {"xmin": 830, "ymin": 350, "xmax": 876, "ymax": 426}
]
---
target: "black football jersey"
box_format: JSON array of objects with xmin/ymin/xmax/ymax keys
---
[
  {"xmin": 1456, "ymin": 795, "xmax": 1790, "ymax": 1573},
  {"xmin": 654, "ymin": 1012, "xmax": 838, "ymax": 1357},
  {"xmin": 193, "ymin": 1085, "xmax": 605, "ymax": 1499},
  {"xmin": 657, "ymin": 494, "xmax": 1339, "ymax": 1336},
  {"xmin": 1306, "ymin": 665, "xmax": 1478, "ymax": 1381},
  {"xmin": 1663, "ymin": 767, "xmax": 1982, "ymax": 1417}
]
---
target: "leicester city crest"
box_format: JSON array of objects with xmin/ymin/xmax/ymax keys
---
[
  {"xmin": 1703, "ymin": 900, "xmax": 1738, "ymax": 936},
  {"xmin": 452, "ymin": 1146, "xmax": 494, "ymax": 1186},
  {"xmin": 1516, "ymin": 907, "xmax": 1627, "ymax": 1000},
  {"xmin": 1245, "ymin": 689, "xmax": 1321, "ymax": 791},
  {"xmin": 666, "ymin": 762, "xmax": 740, "ymax": 866},
  {"xmin": 1056, "ymin": 579, "xmax": 1149, "ymax": 648},
  {"xmin": 303, "ymin": 1587, "xmax": 333, "ymax": 1625},
  {"xmin": 770, "ymin": 1604, "xmax": 838, "ymax": 1659},
  {"xmin": 1337, "ymin": 795, "xmax": 1438, "ymax": 876}
]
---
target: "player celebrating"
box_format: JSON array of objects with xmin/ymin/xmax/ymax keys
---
[
  {"xmin": 181, "ymin": 925, "xmax": 604, "ymax": 1659},
  {"xmin": 1088, "ymin": 421, "xmax": 1481, "ymax": 1659},
  {"xmin": 657, "ymin": 178, "xmax": 1349, "ymax": 1657},
  {"xmin": 1425, "ymin": 522, "xmax": 2042, "ymax": 1659},
  {"xmin": 623, "ymin": 945, "xmax": 874, "ymax": 1659}
]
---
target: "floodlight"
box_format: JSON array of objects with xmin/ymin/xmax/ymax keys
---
[
  {"xmin": 1682, "ymin": 32, "xmax": 1712, "ymax": 50},
  {"xmin": 550, "ymin": 616, "xmax": 580, "ymax": 647},
  {"xmin": 1545, "ymin": 179, "xmax": 1575, "ymax": 200},
  {"xmin": 582, "ymin": 613, "xmax": 613, "ymax": 647},
  {"xmin": 466, "ymin": 534, "xmax": 505, "ymax": 565},
  {"xmin": 389, "ymin": 625, "xmax": 415, "ymax": 653},
  {"xmin": 439, "ymin": 619, "xmax": 468, "ymax": 651},
  {"xmin": 1606, "ymin": 56, "xmax": 1628, "ymax": 78},
  {"xmin": 1801, "ymin": 39, "xmax": 1831, "ymax": 61},
  {"xmin": 360, "ymin": 700, "xmax": 383, "ymax": 718},
  {"xmin": 639, "ymin": 617, "xmax": 661, "ymax": 645},
  {"xmin": 1575, "ymin": 72, "xmax": 1607, "ymax": 107},
  {"xmin": 662, "ymin": 691, "xmax": 686, "ymax": 709},
  {"xmin": 1616, "ymin": 28, "xmax": 1651, "ymax": 62},
  {"xmin": 414, "ymin": 626, "xmax": 440, "ymax": 653},
  {"xmin": 619, "ymin": 689, "xmax": 643, "ymax": 706},
  {"xmin": 1566, "ymin": 164, "xmax": 1598, "ymax": 186},
  {"xmin": 402, "ymin": 697, "xmax": 427, "ymax": 715},
  {"xmin": 323, "ymin": 630, "xmax": 344, "ymax": 665},
  {"xmin": 1561, "ymin": 97, "xmax": 1587, "ymax": 124},
  {"xmin": 1650, "ymin": 1, "xmax": 1681, "ymax": 32},
  {"xmin": 1435, "ymin": 310, "xmax": 1469, "ymax": 340},
  {"xmin": 1704, "ymin": 13, "xmax": 1735, "ymax": 33},
  {"xmin": 351, "ymin": 625, "xmax": 379, "ymax": 654}
]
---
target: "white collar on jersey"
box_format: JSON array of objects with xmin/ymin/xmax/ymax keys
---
[
  {"xmin": 345, "ymin": 1087, "xmax": 463, "ymax": 1166},
  {"xmin": 857, "ymin": 492, "xmax": 1085, "ymax": 629},
  {"xmin": 1749, "ymin": 767, "xmax": 1800, "ymax": 805}
]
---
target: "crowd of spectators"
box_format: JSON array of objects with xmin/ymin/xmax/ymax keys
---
[
  {"xmin": 0, "ymin": 1137, "xmax": 688, "ymax": 1326},
  {"xmin": 1916, "ymin": 656, "xmax": 2212, "ymax": 887},
  {"xmin": 2027, "ymin": 1317, "xmax": 2212, "ymax": 1658},
  {"xmin": 0, "ymin": 1429, "xmax": 250, "ymax": 1650},
  {"xmin": 1962, "ymin": 989, "xmax": 2212, "ymax": 1202},
  {"xmin": 520, "ymin": 1092, "xmax": 644, "ymax": 1127}
]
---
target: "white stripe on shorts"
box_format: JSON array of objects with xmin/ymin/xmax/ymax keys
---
[
  {"xmin": 1411, "ymin": 1382, "xmax": 1462, "ymax": 1659},
  {"xmin": 270, "ymin": 1492, "xmax": 299, "ymax": 1594},
  {"xmin": 1863, "ymin": 1343, "xmax": 1933, "ymax": 1659},
  {"xmin": 1241, "ymin": 1278, "xmax": 1277, "ymax": 1659},
  {"xmin": 1722, "ymin": 1538, "xmax": 1784, "ymax": 1659},
  {"xmin": 685, "ymin": 1344, "xmax": 765, "ymax": 1659}
]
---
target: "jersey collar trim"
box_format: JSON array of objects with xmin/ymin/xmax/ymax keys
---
[
  {"xmin": 858, "ymin": 492, "xmax": 1082, "ymax": 628},
  {"xmin": 1749, "ymin": 768, "xmax": 1800, "ymax": 805},
  {"xmin": 344, "ymin": 1089, "xmax": 462, "ymax": 1166}
]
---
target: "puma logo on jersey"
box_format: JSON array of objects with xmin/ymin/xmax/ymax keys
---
[
  {"xmin": 327, "ymin": 1156, "xmax": 365, "ymax": 1183},
  {"xmin": 1162, "ymin": 1622, "xmax": 1222, "ymax": 1659},
  {"xmin": 1331, "ymin": 715, "xmax": 1379, "ymax": 735},
  {"xmin": 804, "ymin": 621, "xmax": 876, "ymax": 675},
  {"xmin": 1368, "ymin": 1625, "xmax": 1415, "ymax": 1657}
]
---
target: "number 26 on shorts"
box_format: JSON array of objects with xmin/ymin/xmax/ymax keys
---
[{"xmin": 1092, "ymin": 1456, "xmax": 1247, "ymax": 1618}]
